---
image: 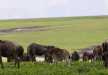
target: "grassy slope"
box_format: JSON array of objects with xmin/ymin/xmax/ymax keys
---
[{"xmin": 0, "ymin": 16, "xmax": 108, "ymax": 51}]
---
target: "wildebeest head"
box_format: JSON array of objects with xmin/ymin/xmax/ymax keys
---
[
  {"xmin": 102, "ymin": 41, "xmax": 108, "ymax": 52},
  {"xmin": 15, "ymin": 45, "xmax": 24, "ymax": 60},
  {"xmin": 71, "ymin": 51, "xmax": 80, "ymax": 61}
]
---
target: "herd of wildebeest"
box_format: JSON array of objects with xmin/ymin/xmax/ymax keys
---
[{"xmin": 0, "ymin": 39, "xmax": 108, "ymax": 69}]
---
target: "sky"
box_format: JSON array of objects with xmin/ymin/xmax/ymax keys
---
[{"xmin": 0, "ymin": 0, "xmax": 107, "ymax": 19}]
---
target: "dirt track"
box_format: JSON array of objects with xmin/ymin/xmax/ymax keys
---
[{"xmin": 0, "ymin": 25, "xmax": 65, "ymax": 34}]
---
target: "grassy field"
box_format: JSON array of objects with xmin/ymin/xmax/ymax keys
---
[
  {"xmin": 0, "ymin": 61, "xmax": 107, "ymax": 75},
  {"xmin": 0, "ymin": 16, "xmax": 108, "ymax": 75},
  {"xmin": 0, "ymin": 16, "xmax": 108, "ymax": 51}
]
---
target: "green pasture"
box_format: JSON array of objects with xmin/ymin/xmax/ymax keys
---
[
  {"xmin": 0, "ymin": 61, "xmax": 107, "ymax": 75},
  {"xmin": 0, "ymin": 16, "xmax": 108, "ymax": 52}
]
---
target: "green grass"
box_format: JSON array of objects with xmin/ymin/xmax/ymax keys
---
[
  {"xmin": 0, "ymin": 16, "xmax": 107, "ymax": 29},
  {"xmin": 0, "ymin": 61, "xmax": 107, "ymax": 75},
  {"xmin": 0, "ymin": 16, "xmax": 108, "ymax": 51}
]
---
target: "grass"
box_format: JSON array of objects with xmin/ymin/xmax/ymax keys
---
[
  {"xmin": 0, "ymin": 16, "xmax": 107, "ymax": 29},
  {"xmin": 0, "ymin": 61, "xmax": 107, "ymax": 75}
]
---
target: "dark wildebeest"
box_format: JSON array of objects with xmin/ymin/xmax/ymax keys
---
[
  {"xmin": 102, "ymin": 41, "xmax": 108, "ymax": 67},
  {"xmin": 27, "ymin": 43, "xmax": 49, "ymax": 62},
  {"xmin": 70, "ymin": 51, "xmax": 80, "ymax": 61},
  {"xmin": 0, "ymin": 40, "xmax": 24, "ymax": 69},
  {"xmin": 82, "ymin": 51, "xmax": 94, "ymax": 62},
  {"xmin": 45, "ymin": 47, "xmax": 70, "ymax": 64},
  {"xmin": 27, "ymin": 43, "xmax": 70, "ymax": 64}
]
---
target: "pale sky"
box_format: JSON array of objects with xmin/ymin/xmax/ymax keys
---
[{"xmin": 0, "ymin": 0, "xmax": 107, "ymax": 19}]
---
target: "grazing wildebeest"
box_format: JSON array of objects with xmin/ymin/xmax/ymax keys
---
[
  {"xmin": 102, "ymin": 41, "xmax": 108, "ymax": 67},
  {"xmin": 82, "ymin": 51, "xmax": 94, "ymax": 62},
  {"xmin": 93, "ymin": 45, "xmax": 103, "ymax": 61},
  {"xmin": 27, "ymin": 43, "xmax": 70, "ymax": 64},
  {"xmin": 0, "ymin": 40, "xmax": 24, "ymax": 69},
  {"xmin": 45, "ymin": 47, "xmax": 70, "ymax": 64},
  {"xmin": 27, "ymin": 43, "xmax": 48, "ymax": 62},
  {"xmin": 70, "ymin": 51, "xmax": 80, "ymax": 61}
]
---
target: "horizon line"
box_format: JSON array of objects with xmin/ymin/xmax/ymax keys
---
[{"xmin": 0, "ymin": 15, "xmax": 108, "ymax": 21}]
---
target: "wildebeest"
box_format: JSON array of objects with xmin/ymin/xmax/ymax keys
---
[
  {"xmin": 0, "ymin": 40, "xmax": 24, "ymax": 68},
  {"xmin": 27, "ymin": 43, "xmax": 70, "ymax": 64},
  {"xmin": 70, "ymin": 51, "xmax": 80, "ymax": 61},
  {"xmin": 93, "ymin": 45, "xmax": 103, "ymax": 61},
  {"xmin": 27, "ymin": 43, "xmax": 49, "ymax": 62},
  {"xmin": 102, "ymin": 41, "xmax": 108, "ymax": 67},
  {"xmin": 45, "ymin": 47, "xmax": 70, "ymax": 64},
  {"xmin": 82, "ymin": 51, "xmax": 94, "ymax": 62}
]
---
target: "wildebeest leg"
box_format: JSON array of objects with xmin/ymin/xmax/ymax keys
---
[
  {"xmin": 17, "ymin": 57, "xmax": 20, "ymax": 68},
  {"xmin": 83, "ymin": 56, "xmax": 88, "ymax": 62},
  {"xmin": 7, "ymin": 57, "xmax": 11, "ymax": 62},
  {"xmin": 65, "ymin": 56, "xmax": 71, "ymax": 65},
  {"xmin": 53, "ymin": 55, "xmax": 58, "ymax": 64},
  {"xmin": 0, "ymin": 56, "xmax": 4, "ymax": 69},
  {"xmin": 31, "ymin": 55, "xmax": 35, "ymax": 63},
  {"xmin": 45, "ymin": 55, "xmax": 53, "ymax": 63},
  {"xmin": 33, "ymin": 56, "xmax": 35, "ymax": 62},
  {"xmin": 35, "ymin": 56, "xmax": 37, "ymax": 62},
  {"xmin": 15, "ymin": 56, "xmax": 20, "ymax": 69},
  {"xmin": 104, "ymin": 61, "xmax": 108, "ymax": 68},
  {"xmin": 45, "ymin": 55, "xmax": 48, "ymax": 63},
  {"xmin": 103, "ymin": 56, "xmax": 108, "ymax": 68}
]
